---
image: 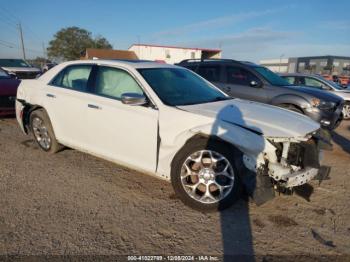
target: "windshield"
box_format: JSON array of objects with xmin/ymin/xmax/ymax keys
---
[
  {"xmin": 138, "ymin": 68, "xmax": 230, "ymax": 106},
  {"xmin": 0, "ymin": 68, "xmax": 10, "ymax": 79},
  {"xmin": 0, "ymin": 59, "xmax": 31, "ymax": 68},
  {"xmin": 253, "ymin": 66, "xmax": 291, "ymax": 86}
]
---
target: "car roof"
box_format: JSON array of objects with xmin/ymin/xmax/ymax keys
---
[
  {"xmin": 59, "ymin": 59, "xmax": 179, "ymax": 69},
  {"xmin": 177, "ymin": 59, "xmax": 260, "ymax": 68},
  {"xmin": 38, "ymin": 59, "xmax": 182, "ymax": 83},
  {"xmin": 280, "ymin": 73, "xmax": 322, "ymax": 77}
]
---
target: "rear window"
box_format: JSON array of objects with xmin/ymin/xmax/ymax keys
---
[{"xmin": 51, "ymin": 65, "xmax": 93, "ymax": 92}]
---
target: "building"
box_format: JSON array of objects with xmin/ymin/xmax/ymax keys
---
[
  {"xmin": 81, "ymin": 48, "xmax": 138, "ymax": 60},
  {"xmin": 260, "ymin": 55, "xmax": 350, "ymax": 76},
  {"xmin": 258, "ymin": 58, "xmax": 289, "ymax": 73},
  {"xmin": 128, "ymin": 44, "xmax": 222, "ymax": 64}
]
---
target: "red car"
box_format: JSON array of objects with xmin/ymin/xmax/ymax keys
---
[{"xmin": 0, "ymin": 68, "xmax": 20, "ymax": 116}]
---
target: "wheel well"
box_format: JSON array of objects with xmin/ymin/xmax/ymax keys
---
[
  {"xmin": 22, "ymin": 105, "xmax": 44, "ymax": 133},
  {"xmin": 171, "ymin": 133, "xmax": 239, "ymax": 169},
  {"xmin": 278, "ymin": 103, "xmax": 304, "ymax": 114}
]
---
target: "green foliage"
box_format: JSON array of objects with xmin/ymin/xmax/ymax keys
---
[{"xmin": 47, "ymin": 27, "xmax": 112, "ymax": 61}]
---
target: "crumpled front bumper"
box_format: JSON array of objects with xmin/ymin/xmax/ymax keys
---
[{"xmin": 244, "ymin": 128, "xmax": 332, "ymax": 189}]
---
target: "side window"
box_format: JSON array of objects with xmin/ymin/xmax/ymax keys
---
[
  {"xmin": 197, "ymin": 65, "xmax": 221, "ymax": 82},
  {"xmin": 304, "ymin": 77, "xmax": 323, "ymax": 89},
  {"xmin": 283, "ymin": 76, "xmax": 296, "ymax": 85},
  {"xmin": 51, "ymin": 65, "xmax": 92, "ymax": 92},
  {"xmin": 226, "ymin": 66, "xmax": 259, "ymax": 86},
  {"xmin": 94, "ymin": 66, "xmax": 143, "ymax": 100}
]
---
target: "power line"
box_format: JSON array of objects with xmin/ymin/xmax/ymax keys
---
[{"xmin": 0, "ymin": 5, "xmax": 44, "ymax": 46}]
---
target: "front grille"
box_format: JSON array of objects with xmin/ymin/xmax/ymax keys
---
[{"xmin": 0, "ymin": 96, "xmax": 16, "ymax": 108}]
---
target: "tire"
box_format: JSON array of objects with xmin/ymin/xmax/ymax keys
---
[
  {"xmin": 279, "ymin": 104, "xmax": 304, "ymax": 114},
  {"xmin": 171, "ymin": 137, "xmax": 241, "ymax": 212},
  {"xmin": 30, "ymin": 109, "xmax": 63, "ymax": 154},
  {"xmin": 342, "ymin": 102, "xmax": 350, "ymax": 120}
]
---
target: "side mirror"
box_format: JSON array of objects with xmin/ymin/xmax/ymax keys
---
[
  {"xmin": 249, "ymin": 80, "xmax": 261, "ymax": 88},
  {"xmin": 121, "ymin": 93, "xmax": 147, "ymax": 106}
]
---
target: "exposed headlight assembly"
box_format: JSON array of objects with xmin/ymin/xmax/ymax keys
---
[{"xmin": 311, "ymin": 98, "xmax": 336, "ymax": 111}]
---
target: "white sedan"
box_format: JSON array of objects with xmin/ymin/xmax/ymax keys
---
[{"xmin": 16, "ymin": 60, "xmax": 327, "ymax": 211}]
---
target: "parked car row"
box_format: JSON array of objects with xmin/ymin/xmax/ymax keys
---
[
  {"xmin": 280, "ymin": 73, "xmax": 350, "ymax": 119},
  {"xmin": 0, "ymin": 59, "xmax": 41, "ymax": 79},
  {"xmin": 14, "ymin": 59, "xmax": 332, "ymax": 211},
  {"xmin": 177, "ymin": 59, "xmax": 344, "ymax": 130},
  {"xmin": 0, "ymin": 58, "xmax": 58, "ymax": 80},
  {"xmin": 0, "ymin": 68, "xmax": 20, "ymax": 116}
]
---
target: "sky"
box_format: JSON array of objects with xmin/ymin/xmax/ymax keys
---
[{"xmin": 0, "ymin": 0, "xmax": 349, "ymax": 62}]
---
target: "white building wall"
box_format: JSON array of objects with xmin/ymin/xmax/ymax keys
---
[
  {"xmin": 259, "ymin": 58, "xmax": 289, "ymax": 73},
  {"xmin": 129, "ymin": 45, "xmax": 203, "ymax": 64}
]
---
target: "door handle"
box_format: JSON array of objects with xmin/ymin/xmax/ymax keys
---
[
  {"xmin": 88, "ymin": 104, "xmax": 101, "ymax": 110},
  {"xmin": 46, "ymin": 93, "xmax": 56, "ymax": 98}
]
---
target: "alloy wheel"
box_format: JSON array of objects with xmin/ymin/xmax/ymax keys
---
[
  {"xmin": 180, "ymin": 150, "xmax": 235, "ymax": 204},
  {"xmin": 32, "ymin": 117, "xmax": 52, "ymax": 150},
  {"xmin": 343, "ymin": 104, "xmax": 350, "ymax": 119}
]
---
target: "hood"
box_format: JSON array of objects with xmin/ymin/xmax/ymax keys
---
[
  {"xmin": 1, "ymin": 67, "xmax": 41, "ymax": 73},
  {"xmin": 178, "ymin": 99, "xmax": 320, "ymax": 138},
  {"xmin": 335, "ymin": 88, "xmax": 350, "ymax": 94},
  {"xmin": 0, "ymin": 78, "xmax": 20, "ymax": 96},
  {"xmin": 284, "ymin": 85, "xmax": 342, "ymax": 103}
]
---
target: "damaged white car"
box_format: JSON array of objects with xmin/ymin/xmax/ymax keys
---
[{"xmin": 15, "ymin": 60, "xmax": 331, "ymax": 211}]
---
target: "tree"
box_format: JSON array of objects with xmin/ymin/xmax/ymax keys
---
[{"xmin": 47, "ymin": 27, "xmax": 112, "ymax": 61}]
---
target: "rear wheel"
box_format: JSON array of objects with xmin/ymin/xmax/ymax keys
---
[
  {"xmin": 342, "ymin": 102, "xmax": 350, "ymax": 120},
  {"xmin": 171, "ymin": 138, "xmax": 241, "ymax": 212},
  {"xmin": 30, "ymin": 109, "xmax": 63, "ymax": 153}
]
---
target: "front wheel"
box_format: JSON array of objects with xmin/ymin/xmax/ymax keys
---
[
  {"xmin": 342, "ymin": 102, "xmax": 350, "ymax": 120},
  {"xmin": 171, "ymin": 138, "xmax": 241, "ymax": 212}
]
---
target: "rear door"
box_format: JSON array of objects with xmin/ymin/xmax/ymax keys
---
[
  {"xmin": 44, "ymin": 64, "xmax": 94, "ymax": 149},
  {"xmin": 220, "ymin": 65, "xmax": 268, "ymax": 102},
  {"xmin": 83, "ymin": 65, "xmax": 159, "ymax": 173},
  {"xmin": 195, "ymin": 64, "xmax": 223, "ymax": 88}
]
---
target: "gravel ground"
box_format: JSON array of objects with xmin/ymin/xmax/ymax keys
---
[{"xmin": 0, "ymin": 117, "xmax": 349, "ymax": 258}]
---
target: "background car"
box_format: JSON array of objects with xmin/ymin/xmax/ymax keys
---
[
  {"xmin": 281, "ymin": 73, "xmax": 350, "ymax": 120},
  {"xmin": 0, "ymin": 58, "xmax": 41, "ymax": 79},
  {"xmin": 15, "ymin": 60, "xmax": 327, "ymax": 211},
  {"xmin": 0, "ymin": 68, "xmax": 20, "ymax": 116},
  {"xmin": 177, "ymin": 59, "xmax": 344, "ymax": 130}
]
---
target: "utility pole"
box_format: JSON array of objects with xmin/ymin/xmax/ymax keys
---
[
  {"xmin": 18, "ymin": 23, "xmax": 26, "ymax": 60},
  {"xmin": 42, "ymin": 42, "xmax": 46, "ymax": 59}
]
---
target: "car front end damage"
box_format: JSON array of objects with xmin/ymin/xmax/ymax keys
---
[{"xmin": 241, "ymin": 128, "xmax": 332, "ymax": 204}]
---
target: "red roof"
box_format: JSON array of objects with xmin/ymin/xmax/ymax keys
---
[{"xmin": 129, "ymin": 43, "xmax": 221, "ymax": 52}]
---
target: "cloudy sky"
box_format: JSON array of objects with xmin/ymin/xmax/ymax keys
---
[{"xmin": 0, "ymin": 0, "xmax": 349, "ymax": 62}]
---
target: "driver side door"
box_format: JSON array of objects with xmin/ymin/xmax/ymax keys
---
[{"xmin": 84, "ymin": 65, "xmax": 159, "ymax": 173}]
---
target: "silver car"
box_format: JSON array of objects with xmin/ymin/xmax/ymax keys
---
[{"xmin": 281, "ymin": 73, "xmax": 350, "ymax": 120}]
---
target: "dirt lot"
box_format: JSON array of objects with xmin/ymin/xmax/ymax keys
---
[{"xmin": 0, "ymin": 117, "xmax": 349, "ymax": 258}]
